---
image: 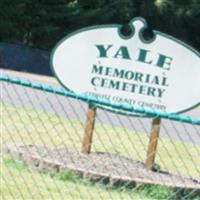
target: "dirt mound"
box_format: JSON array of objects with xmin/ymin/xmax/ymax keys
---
[{"xmin": 4, "ymin": 144, "xmax": 200, "ymax": 189}]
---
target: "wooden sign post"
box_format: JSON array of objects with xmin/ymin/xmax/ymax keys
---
[
  {"xmin": 81, "ymin": 104, "xmax": 97, "ymax": 154},
  {"xmin": 145, "ymin": 118, "xmax": 161, "ymax": 170}
]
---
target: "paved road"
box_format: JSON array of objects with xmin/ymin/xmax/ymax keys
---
[{"xmin": 1, "ymin": 69, "xmax": 200, "ymax": 144}]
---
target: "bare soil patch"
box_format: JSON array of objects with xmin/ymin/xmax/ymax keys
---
[{"xmin": 4, "ymin": 144, "xmax": 200, "ymax": 190}]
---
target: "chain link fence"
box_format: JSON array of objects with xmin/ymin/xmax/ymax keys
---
[{"xmin": 1, "ymin": 74, "xmax": 200, "ymax": 200}]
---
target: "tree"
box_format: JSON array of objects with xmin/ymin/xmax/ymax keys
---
[
  {"xmin": 0, "ymin": 0, "xmax": 79, "ymax": 49},
  {"xmin": 0, "ymin": 0, "xmax": 200, "ymax": 51}
]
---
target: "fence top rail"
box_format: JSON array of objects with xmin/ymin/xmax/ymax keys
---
[{"xmin": 1, "ymin": 75, "xmax": 200, "ymax": 125}]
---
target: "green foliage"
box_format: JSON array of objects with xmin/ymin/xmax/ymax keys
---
[
  {"xmin": 139, "ymin": 184, "xmax": 174, "ymax": 199},
  {"xmin": 1, "ymin": 0, "xmax": 200, "ymax": 51},
  {"xmin": 3, "ymin": 157, "xmax": 28, "ymax": 172},
  {"xmin": 53, "ymin": 169, "xmax": 80, "ymax": 182},
  {"xmin": 139, "ymin": 184, "xmax": 200, "ymax": 200}
]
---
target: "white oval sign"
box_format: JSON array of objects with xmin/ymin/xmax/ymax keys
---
[{"xmin": 51, "ymin": 17, "xmax": 200, "ymax": 114}]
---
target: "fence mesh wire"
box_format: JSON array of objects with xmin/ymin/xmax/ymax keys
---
[{"xmin": 1, "ymin": 75, "xmax": 200, "ymax": 200}]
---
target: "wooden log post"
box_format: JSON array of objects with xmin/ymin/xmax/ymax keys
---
[
  {"xmin": 81, "ymin": 104, "xmax": 97, "ymax": 154},
  {"xmin": 145, "ymin": 118, "xmax": 161, "ymax": 170}
]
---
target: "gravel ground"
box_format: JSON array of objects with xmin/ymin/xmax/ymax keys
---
[{"xmin": 4, "ymin": 144, "xmax": 200, "ymax": 189}]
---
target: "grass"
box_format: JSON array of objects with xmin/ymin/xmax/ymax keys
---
[
  {"xmin": 1, "ymin": 157, "xmax": 199, "ymax": 200},
  {"xmin": 1, "ymin": 103, "xmax": 200, "ymax": 199},
  {"xmin": 1, "ymin": 156, "xmax": 150, "ymax": 200}
]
